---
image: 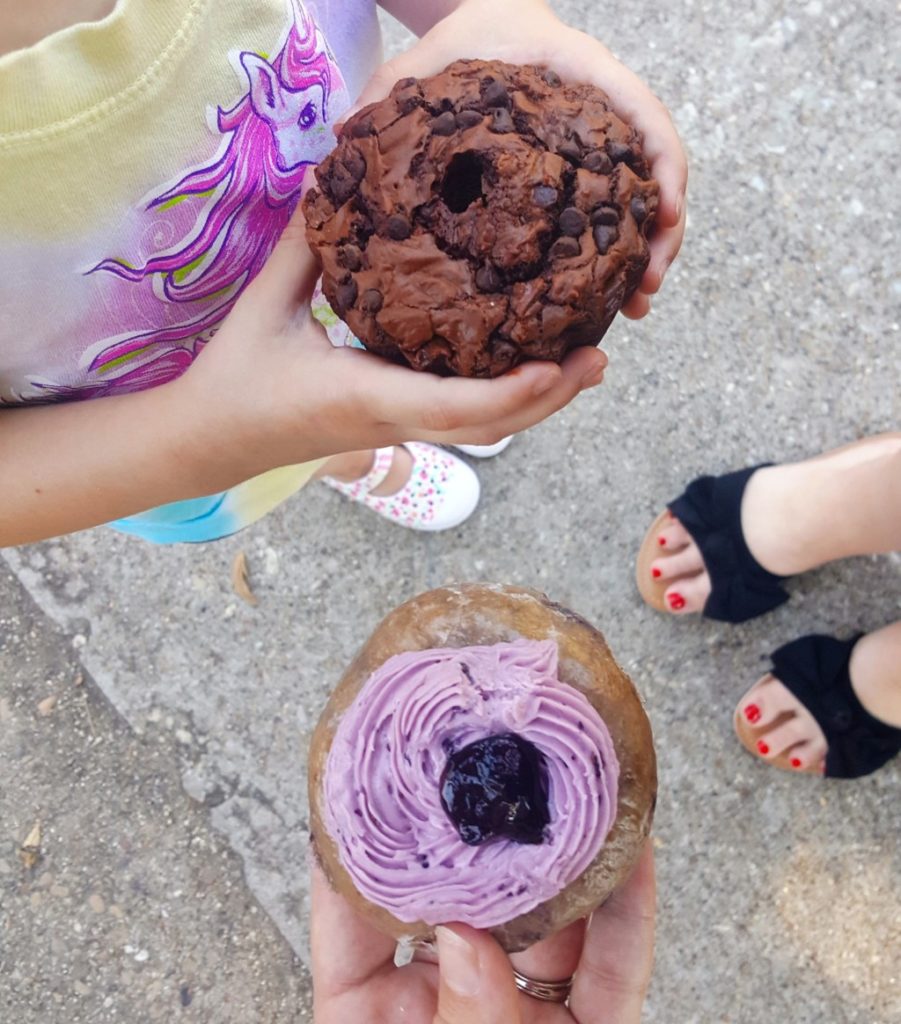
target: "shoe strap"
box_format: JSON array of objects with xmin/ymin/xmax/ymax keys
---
[
  {"xmin": 326, "ymin": 447, "xmax": 395, "ymax": 497},
  {"xmin": 668, "ymin": 464, "xmax": 789, "ymax": 623}
]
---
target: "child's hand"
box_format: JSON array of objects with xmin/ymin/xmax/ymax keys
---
[
  {"xmin": 175, "ymin": 205, "xmax": 607, "ymax": 482},
  {"xmin": 360, "ymin": 0, "xmax": 687, "ymax": 319}
]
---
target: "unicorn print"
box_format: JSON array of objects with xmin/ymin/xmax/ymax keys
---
[{"xmin": 37, "ymin": 0, "xmax": 347, "ymax": 401}]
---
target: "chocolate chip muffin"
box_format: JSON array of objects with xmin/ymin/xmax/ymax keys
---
[{"xmin": 303, "ymin": 59, "xmax": 659, "ymax": 378}]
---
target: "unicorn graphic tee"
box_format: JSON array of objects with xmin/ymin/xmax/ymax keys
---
[
  {"xmin": 0, "ymin": 0, "xmax": 380, "ymax": 541},
  {"xmin": 0, "ymin": 0, "xmax": 378, "ymax": 401}
]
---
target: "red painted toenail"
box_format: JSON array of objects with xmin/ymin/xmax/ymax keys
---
[
  {"xmin": 667, "ymin": 592, "xmax": 685, "ymax": 610},
  {"xmin": 744, "ymin": 704, "xmax": 761, "ymax": 724},
  {"xmin": 657, "ymin": 536, "xmax": 666, "ymax": 547},
  {"xmin": 790, "ymin": 757, "xmax": 802, "ymax": 768},
  {"xmin": 651, "ymin": 567, "xmax": 662, "ymax": 579},
  {"xmin": 757, "ymin": 740, "xmax": 770, "ymax": 755}
]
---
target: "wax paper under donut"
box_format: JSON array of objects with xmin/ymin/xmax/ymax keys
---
[{"xmin": 322, "ymin": 639, "xmax": 619, "ymax": 928}]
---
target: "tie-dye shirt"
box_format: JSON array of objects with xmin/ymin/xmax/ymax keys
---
[{"xmin": 0, "ymin": 0, "xmax": 381, "ymax": 541}]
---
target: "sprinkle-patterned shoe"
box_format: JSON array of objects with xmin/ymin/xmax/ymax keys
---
[
  {"xmin": 321, "ymin": 443, "xmax": 480, "ymax": 531},
  {"xmin": 453, "ymin": 436, "xmax": 514, "ymax": 458}
]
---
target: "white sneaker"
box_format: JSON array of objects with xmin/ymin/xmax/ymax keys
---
[
  {"xmin": 321, "ymin": 442, "xmax": 480, "ymax": 531},
  {"xmin": 453, "ymin": 436, "xmax": 514, "ymax": 458}
]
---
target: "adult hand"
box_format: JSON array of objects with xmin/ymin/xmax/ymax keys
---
[
  {"xmin": 312, "ymin": 841, "xmax": 656, "ymax": 1023},
  {"xmin": 358, "ymin": 0, "xmax": 687, "ymax": 319},
  {"xmin": 175, "ymin": 200, "xmax": 607, "ymax": 486}
]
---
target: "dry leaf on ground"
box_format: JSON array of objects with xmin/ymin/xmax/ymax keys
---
[
  {"xmin": 37, "ymin": 695, "xmax": 58, "ymax": 716},
  {"xmin": 231, "ymin": 551, "xmax": 258, "ymax": 606},
  {"xmin": 19, "ymin": 821, "xmax": 42, "ymax": 869}
]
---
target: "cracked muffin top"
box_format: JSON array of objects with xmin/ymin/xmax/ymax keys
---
[{"xmin": 304, "ymin": 59, "xmax": 659, "ymax": 378}]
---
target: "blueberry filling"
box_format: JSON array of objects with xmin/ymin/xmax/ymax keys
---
[{"xmin": 440, "ymin": 733, "xmax": 550, "ymax": 846}]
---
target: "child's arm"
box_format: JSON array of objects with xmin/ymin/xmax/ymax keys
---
[
  {"xmin": 0, "ymin": 216, "xmax": 605, "ymax": 547},
  {"xmin": 373, "ymin": 0, "xmax": 687, "ymax": 315}
]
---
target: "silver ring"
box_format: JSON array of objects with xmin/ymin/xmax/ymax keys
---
[{"xmin": 512, "ymin": 968, "xmax": 574, "ymax": 1004}]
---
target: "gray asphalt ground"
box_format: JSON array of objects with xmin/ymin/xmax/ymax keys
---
[{"xmin": 2, "ymin": 1, "xmax": 899, "ymax": 1022}]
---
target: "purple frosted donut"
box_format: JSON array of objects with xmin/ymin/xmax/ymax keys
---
[{"xmin": 321, "ymin": 639, "xmax": 618, "ymax": 928}]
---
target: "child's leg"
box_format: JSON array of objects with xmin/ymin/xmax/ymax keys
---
[
  {"xmin": 314, "ymin": 449, "xmax": 415, "ymax": 498},
  {"xmin": 652, "ymin": 432, "xmax": 901, "ymax": 614}
]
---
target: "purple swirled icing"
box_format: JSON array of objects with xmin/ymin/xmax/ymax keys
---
[{"xmin": 322, "ymin": 639, "xmax": 619, "ymax": 928}]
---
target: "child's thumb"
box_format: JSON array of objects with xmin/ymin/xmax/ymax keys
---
[
  {"xmin": 433, "ymin": 925, "xmax": 522, "ymax": 1024},
  {"xmin": 246, "ymin": 181, "xmax": 321, "ymax": 322}
]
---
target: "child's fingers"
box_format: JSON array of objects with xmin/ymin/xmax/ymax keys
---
[
  {"xmin": 565, "ymin": 33, "xmax": 687, "ymax": 231},
  {"xmin": 544, "ymin": 29, "xmax": 686, "ymax": 262},
  {"xmin": 245, "ymin": 193, "xmax": 322, "ymax": 325},
  {"xmin": 641, "ymin": 199, "xmax": 687, "ymax": 296},
  {"xmin": 351, "ymin": 346, "xmax": 606, "ymax": 444}
]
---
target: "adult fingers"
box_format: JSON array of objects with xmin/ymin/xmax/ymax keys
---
[
  {"xmin": 569, "ymin": 842, "xmax": 656, "ymax": 1024},
  {"xmin": 509, "ymin": 918, "xmax": 585, "ymax": 1023},
  {"xmin": 433, "ymin": 925, "xmax": 522, "ymax": 1024},
  {"xmin": 509, "ymin": 918, "xmax": 586, "ymax": 986},
  {"xmin": 310, "ymin": 860, "xmax": 397, "ymax": 999}
]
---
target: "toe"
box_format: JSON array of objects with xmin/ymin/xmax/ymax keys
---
[
  {"xmin": 785, "ymin": 737, "xmax": 828, "ymax": 772},
  {"xmin": 738, "ymin": 675, "xmax": 783, "ymax": 727},
  {"xmin": 663, "ymin": 573, "xmax": 710, "ymax": 614},
  {"xmin": 737, "ymin": 674, "xmax": 829, "ymax": 770},
  {"xmin": 656, "ymin": 518, "xmax": 693, "ymax": 551},
  {"xmin": 754, "ymin": 717, "xmax": 809, "ymax": 760},
  {"xmin": 650, "ymin": 545, "xmax": 706, "ymax": 582}
]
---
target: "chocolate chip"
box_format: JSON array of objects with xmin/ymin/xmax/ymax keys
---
[
  {"xmin": 559, "ymin": 207, "xmax": 588, "ymax": 236},
  {"xmin": 543, "ymin": 69, "xmax": 562, "ymax": 88},
  {"xmin": 488, "ymin": 107, "xmax": 515, "ymax": 134},
  {"xmin": 338, "ymin": 244, "xmax": 362, "ymax": 272},
  {"xmin": 343, "ymin": 151, "xmax": 366, "ymax": 182},
  {"xmin": 557, "ymin": 139, "xmax": 581, "ymax": 164},
  {"xmin": 593, "ymin": 224, "xmax": 619, "ymax": 254},
  {"xmin": 590, "ymin": 204, "xmax": 619, "ymax": 226},
  {"xmin": 430, "ymin": 110, "xmax": 457, "ymax": 136},
  {"xmin": 334, "ymin": 277, "xmax": 358, "ymax": 313},
  {"xmin": 350, "ymin": 116, "xmax": 375, "ymax": 139},
  {"xmin": 533, "ymin": 185, "xmax": 558, "ymax": 208},
  {"xmin": 386, "ymin": 213, "xmax": 412, "ymax": 240},
  {"xmin": 541, "ymin": 303, "xmax": 569, "ymax": 337},
  {"xmin": 550, "ymin": 236, "xmax": 581, "ymax": 259},
  {"xmin": 606, "ymin": 140, "xmax": 632, "ymax": 164},
  {"xmin": 482, "ymin": 80, "xmax": 510, "ymax": 108},
  {"xmin": 456, "ymin": 109, "xmax": 483, "ymax": 129},
  {"xmin": 328, "ymin": 166, "xmax": 357, "ymax": 207},
  {"xmin": 475, "ymin": 264, "xmax": 501, "ymax": 292},
  {"xmin": 360, "ymin": 288, "xmax": 383, "ymax": 314},
  {"xmin": 583, "ymin": 149, "xmax": 613, "ymax": 174},
  {"xmin": 631, "ymin": 195, "xmax": 649, "ymax": 224}
]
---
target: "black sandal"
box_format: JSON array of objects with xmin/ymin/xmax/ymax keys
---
[
  {"xmin": 637, "ymin": 465, "xmax": 790, "ymax": 623},
  {"xmin": 735, "ymin": 634, "xmax": 901, "ymax": 778}
]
